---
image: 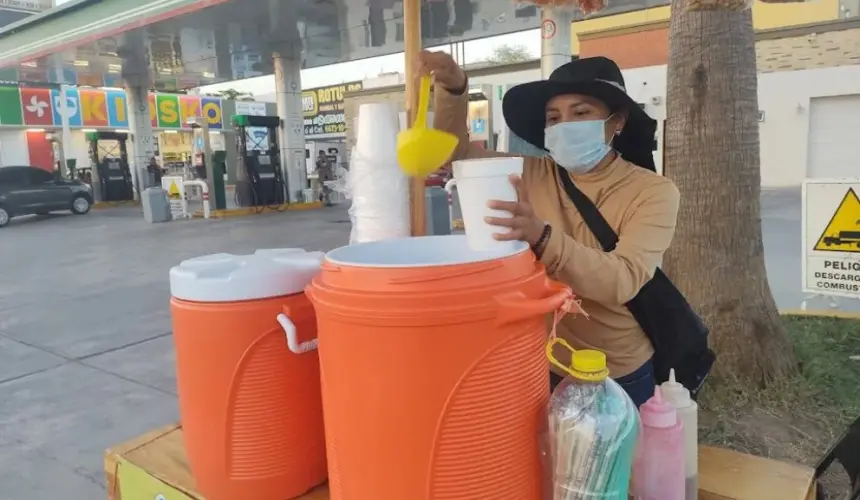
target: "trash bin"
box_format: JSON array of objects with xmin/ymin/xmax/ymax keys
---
[{"xmin": 141, "ymin": 187, "xmax": 171, "ymax": 223}]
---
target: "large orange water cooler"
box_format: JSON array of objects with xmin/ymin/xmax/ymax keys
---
[
  {"xmin": 306, "ymin": 235, "xmax": 572, "ymax": 500},
  {"xmin": 169, "ymin": 248, "xmax": 328, "ymax": 500}
]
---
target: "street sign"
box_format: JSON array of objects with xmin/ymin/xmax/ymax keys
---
[
  {"xmin": 162, "ymin": 175, "xmax": 185, "ymax": 220},
  {"xmin": 167, "ymin": 180, "xmax": 181, "ymax": 198},
  {"xmin": 802, "ymin": 179, "xmax": 860, "ymax": 298},
  {"xmin": 541, "ymin": 19, "xmax": 557, "ymax": 40}
]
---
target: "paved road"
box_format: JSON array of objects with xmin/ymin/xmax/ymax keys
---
[
  {"xmin": 0, "ymin": 207, "xmax": 352, "ymax": 499},
  {"xmin": 0, "ymin": 190, "xmax": 854, "ymax": 499}
]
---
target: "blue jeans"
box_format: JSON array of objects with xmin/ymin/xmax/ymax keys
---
[{"xmin": 549, "ymin": 359, "xmax": 656, "ymax": 407}]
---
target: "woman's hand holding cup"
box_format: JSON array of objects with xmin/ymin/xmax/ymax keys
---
[{"xmin": 485, "ymin": 175, "xmax": 546, "ymax": 247}]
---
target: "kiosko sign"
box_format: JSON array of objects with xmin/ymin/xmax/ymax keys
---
[
  {"xmin": 802, "ymin": 179, "xmax": 860, "ymax": 298},
  {"xmin": 302, "ymin": 81, "xmax": 362, "ymax": 138},
  {"xmin": 0, "ymin": 85, "xmax": 223, "ymax": 129}
]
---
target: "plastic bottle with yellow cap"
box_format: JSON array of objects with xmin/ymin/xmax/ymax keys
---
[{"xmin": 544, "ymin": 338, "xmax": 640, "ymax": 500}]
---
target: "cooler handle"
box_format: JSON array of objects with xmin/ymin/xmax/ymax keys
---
[
  {"xmin": 276, "ymin": 313, "xmax": 319, "ymax": 354},
  {"xmin": 494, "ymin": 281, "xmax": 576, "ymax": 326}
]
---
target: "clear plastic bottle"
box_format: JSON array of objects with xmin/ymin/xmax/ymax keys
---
[
  {"xmin": 661, "ymin": 369, "xmax": 699, "ymax": 500},
  {"xmin": 545, "ymin": 340, "xmax": 639, "ymax": 500},
  {"xmin": 632, "ymin": 387, "xmax": 685, "ymax": 500}
]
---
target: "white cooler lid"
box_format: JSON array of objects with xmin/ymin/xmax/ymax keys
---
[{"xmin": 170, "ymin": 248, "xmax": 325, "ymax": 302}]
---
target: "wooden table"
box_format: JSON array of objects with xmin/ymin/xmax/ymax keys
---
[
  {"xmin": 699, "ymin": 446, "xmax": 816, "ymax": 500},
  {"xmin": 104, "ymin": 424, "xmax": 327, "ymax": 500},
  {"xmin": 105, "ymin": 424, "xmax": 815, "ymax": 500}
]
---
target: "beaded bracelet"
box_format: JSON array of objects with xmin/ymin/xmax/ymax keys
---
[{"xmin": 532, "ymin": 223, "xmax": 552, "ymax": 255}]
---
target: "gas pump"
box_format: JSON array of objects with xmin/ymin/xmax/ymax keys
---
[
  {"xmin": 85, "ymin": 131, "xmax": 133, "ymax": 202},
  {"xmin": 186, "ymin": 117, "xmax": 227, "ymax": 210},
  {"xmin": 232, "ymin": 115, "xmax": 285, "ymax": 207}
]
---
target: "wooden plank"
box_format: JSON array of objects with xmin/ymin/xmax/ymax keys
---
[
  {"xmin": 105, "ymin": 424, "xmax": 328, "ymax": 500},
  {"xmin": 403, "ymin": 0, "xmax": 425, "ymax": 237},
  {"xmin": 106, "ymin": 427, "xmax": 816, "ymax": 500},
  {"xmin": 119, "ymin": 424, "xmax": 196, "ymax": 496},
  {"xmin": 105, "ymin": 424, "xmax": 183, "ymax": 500},
  {"xmin": 699, "ymin": 445, "xmax": 815, "ymax": 500}
]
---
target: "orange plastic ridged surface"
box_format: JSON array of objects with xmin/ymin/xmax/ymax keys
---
[
  {"xmin": 429, "ymin": 327, "xmax": 549, "ymax": 499},
  {"xmin": 307, "ymin": 249, "xmax": 560, "ymax": 500},
  {"xmin": 172, "ymin": 294, "xmax": 327, "ymax": 500}
]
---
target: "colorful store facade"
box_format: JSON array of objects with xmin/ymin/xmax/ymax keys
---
[{"xmin": 0, "ymin": 85, "xmax": 225, "ymax": 171}]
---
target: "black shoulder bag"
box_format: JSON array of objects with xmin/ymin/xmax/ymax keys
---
[{"xmin": 557, "ymin": 167, "xmax": 716, "ymax": 395}]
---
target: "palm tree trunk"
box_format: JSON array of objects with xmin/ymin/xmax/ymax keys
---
[{"xmin": 663, "ymin": 1, "xmax": 799, "ymax": 385}]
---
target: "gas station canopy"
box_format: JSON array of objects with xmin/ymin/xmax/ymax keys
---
[{"xmin": 0, "ymin": 0, "xmax": 665, "ymax": 91}]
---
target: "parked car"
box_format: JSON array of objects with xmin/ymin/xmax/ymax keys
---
[{"xmin": 0, "ymin": 166, "xmax": 94, "ymax": 228}]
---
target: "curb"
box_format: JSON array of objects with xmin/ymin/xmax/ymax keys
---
[
  {"xmin": 779, "ymin": 309, "xmax": 860, "ymax": 320},
  {"xmin": 201, "ymin": 202, "xmax": 323, "ymax": 219},
  {"xmin": 93, "ymin": 201, "xmax": 140, "ymax": 209}
]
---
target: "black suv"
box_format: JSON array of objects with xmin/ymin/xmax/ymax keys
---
[{"xmin": 0, "ymin": 166, "xmax": 94, "ymax": 228}]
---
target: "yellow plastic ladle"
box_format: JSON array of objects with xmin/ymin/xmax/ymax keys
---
[{"xmin": 396, "ymin": 76, "xmax": 459, "ymax": 177}]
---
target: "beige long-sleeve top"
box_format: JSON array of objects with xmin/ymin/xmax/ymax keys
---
[{"xmin": 435, "ymin": 85, "xmax": 680, "ymax": 378}]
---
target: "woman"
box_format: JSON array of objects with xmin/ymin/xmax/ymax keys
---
[{"xmin": 417, "ymin": 51, "xmax": 680, "ymax": 407}]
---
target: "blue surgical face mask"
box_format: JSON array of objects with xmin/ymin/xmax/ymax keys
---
[{"xmin": 544, "ymin": 118, "xmax": 613, "ymax": 174}]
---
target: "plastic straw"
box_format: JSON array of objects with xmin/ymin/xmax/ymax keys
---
[{"xmin": 549, "ymin": 378, "xmax": 640, "ymax": 500}]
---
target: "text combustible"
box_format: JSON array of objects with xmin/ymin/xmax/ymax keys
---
[
  {"xmin": 813, "ymin": 259, "xmax": 860, "ymax": 292},
  {"xmin": 802, "ymin": 180, "xmax": 860, "ymax": 298}
]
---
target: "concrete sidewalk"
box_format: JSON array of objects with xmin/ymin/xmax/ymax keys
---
[{"xmin": 0, "ymin": 205, "xmax": 352, "ymax": 499}]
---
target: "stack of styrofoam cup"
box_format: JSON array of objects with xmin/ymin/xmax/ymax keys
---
[
  {"xmin": 452, "ymin": 157, "xmax": 524, "ymax": 252},
  {"xmin": 348, "ymin": 103, "xmax": 410, "ymax": 243}
]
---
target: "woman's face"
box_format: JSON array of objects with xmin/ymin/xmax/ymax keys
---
[{"xmin": 545, "ymin": 93, "xmax": 627, "ymax": 142}]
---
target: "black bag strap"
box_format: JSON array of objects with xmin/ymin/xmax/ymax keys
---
[{"xmin": 556, "ymin": 165, "xmax": 619, "ymax": 252}]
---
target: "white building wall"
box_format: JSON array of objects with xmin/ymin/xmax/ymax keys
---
[
  {"xmin": 67, "ymin": 132, "xmax": 90, "ymax": 168},
  {"xmin": 757, "ymin": 65, "xmax": 860, "ymax": 187},
  {"xmin": 0, "ymin": 129, "xmax": 29, "ymax": 166},
  {"xmin": 618, "ymin": 64, "xmax": 860, "ymax": 187},
  {"xmin": 481, "ymin": 63, "xmax": 860, "ymax": 187}
]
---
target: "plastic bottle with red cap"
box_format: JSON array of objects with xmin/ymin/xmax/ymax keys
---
[{"xmin": 631, "ymin": 386, "xmax": 685, "ymax": 500}]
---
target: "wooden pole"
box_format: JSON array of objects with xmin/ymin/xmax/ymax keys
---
[{"xmin": 403, "ymin": 0, "xmax": 426, "ymax": 237}]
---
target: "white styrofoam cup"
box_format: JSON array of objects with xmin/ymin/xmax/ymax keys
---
[
  {"xmin": 356, "ymin": 103, "xmax": 398, "ymax": 159},
  {"xmin": 451, "ymin": 157, "xmax": 525, "ymax": 252}
]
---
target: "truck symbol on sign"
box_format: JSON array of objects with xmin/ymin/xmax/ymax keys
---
[{"xmin": 822, "ymin": 229, "xmax": 860, "ymax": 248}]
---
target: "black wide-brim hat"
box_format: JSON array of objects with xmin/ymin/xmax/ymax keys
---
[{"xmin": 503, "ymin": 56, "xmax": 657, "ymax": 171}]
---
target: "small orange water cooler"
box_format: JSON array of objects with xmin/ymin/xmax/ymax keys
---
[
  {"xmin": 306, "ymin": 235, "xmax": 572, "ymax": 500},
  {"xmin": 170, "ymin": 248, "xmax": 328, "ymax": 500}
]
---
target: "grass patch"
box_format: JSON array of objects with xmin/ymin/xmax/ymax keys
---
[{"xmin": 699, "ymin": 315, "xmax": 860, "ymax": 472}]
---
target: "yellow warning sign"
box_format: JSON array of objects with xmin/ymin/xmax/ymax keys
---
[
  {"xmin": 168, "ymin": 181, "xmax": 180, "ymax": 199},
  {"xmin": 814, "ymin": 187, "xmax": 860, "ymax": 252}
]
